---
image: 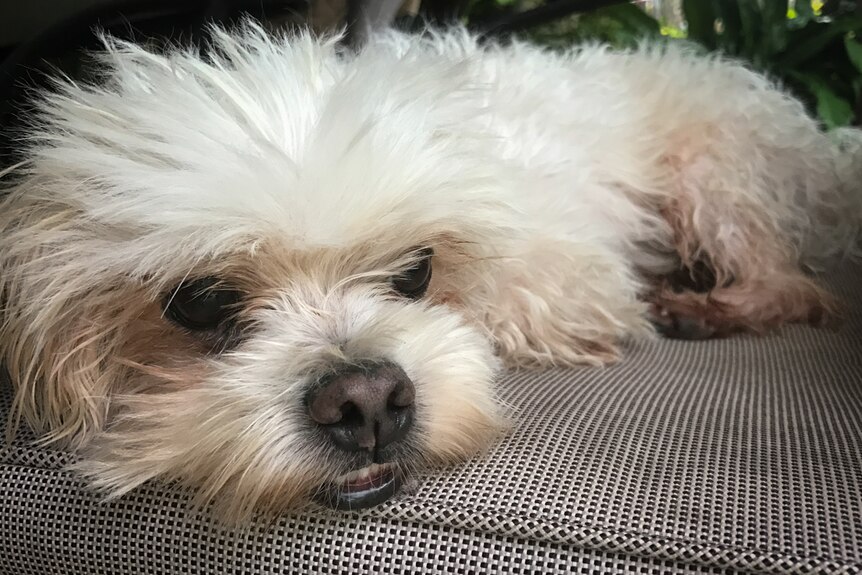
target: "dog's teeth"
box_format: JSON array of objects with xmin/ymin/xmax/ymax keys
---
[
  {"xmin": 335, "ymin": 462, "xmax": 391, "ymax": 485},
  {"xmin": 362, "ymin": 463, "xmax": 379, "ymax": 479}
]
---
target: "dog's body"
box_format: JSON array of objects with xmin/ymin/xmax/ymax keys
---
[{"xmin": 1, "ymin": 25, "xmax": 860, "ymax": 517}]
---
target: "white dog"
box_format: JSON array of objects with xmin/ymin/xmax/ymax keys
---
[{"xmin": 1, "ymin": 23, "xmax": 859, "ymax": 518}]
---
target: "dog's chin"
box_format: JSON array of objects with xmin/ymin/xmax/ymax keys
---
[{"xmin": 316, "ymin": 462, "xmax": 402, "ymax": 511}]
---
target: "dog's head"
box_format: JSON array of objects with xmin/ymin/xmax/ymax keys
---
[{"xmin": 0, "ymin": 26, "xmax": 517, "ymax": 518}]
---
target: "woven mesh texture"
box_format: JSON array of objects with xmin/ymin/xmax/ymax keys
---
[{"xmin": 1, "ymin": 265, "xmax": 860, "ymax": 574}]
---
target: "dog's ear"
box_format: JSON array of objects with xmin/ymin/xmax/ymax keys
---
[
  {"xmin": 464, "ymin": 238, "xmax": 652, "ymax": 368},
  {"xmin": 0, "ymin": 190, "xmax": 125, "ymax": 448},
  {"xmin": 2, "ymin": 308, "xmax": 120, "ymax": 448}
]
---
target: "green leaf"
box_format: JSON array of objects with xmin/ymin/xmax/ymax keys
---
[
  {"xmin": 713, "ymin": 0, "xmax": 743, "ymax": 54},
  {"xmin": 562, "ymin": 4, "xmax": 660, "ymax": 49},
  {"xmin": 817, "ymin": 91, "xmax": 855, "ymax": 128},
  {"xmin": 736, "ymin": 0, "xmax": 763, "ymax": 62},
  {"xmin": 682, "ymin": 0, "xmax": 718, "ymax": 49},
  {"xmin": 846, "ymin": 34, "xmax": 862, "ymax": 73},
  {"xmin": 793, "ymin": 0, "xmax": 816, "ymax": 25},
  {"xmin": 760, "ymin": 0, "xmax": 790, "ymax": 56},
  {"xmin": 780, "ymin": 16, "xmax": 862, "ymax": 67},
  {"xmin": 792, "ymin": 72, "xmax": 855, "ymax": 128},
  {"xmin": 605, "ymin": 2, "xmax": 660, "ymax": 36}
]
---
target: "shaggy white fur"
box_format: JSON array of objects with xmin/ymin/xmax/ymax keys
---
[{"xmin": 0, "ymin": 22, "xmax": 859, "ymax": 518}]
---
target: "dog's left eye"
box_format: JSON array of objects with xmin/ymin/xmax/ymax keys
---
[
  {"xmin": 165, "ymin": 278, "xmax": 242, "ymax": 331},
  {"xmin": 392, "ymin": 248, "xmax": 433, "ymax": 300}
]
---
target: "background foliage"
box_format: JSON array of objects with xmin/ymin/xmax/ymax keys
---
[{"xmin": 465, "ymin": 0, "xmax": 862, "ymax": 128}]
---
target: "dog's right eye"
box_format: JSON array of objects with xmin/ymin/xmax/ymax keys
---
[
  {"xmin": 164, "ymin": 278, "xmax": 241, "ymax": 331},
  {"xmin": 392, "ymin": 248, "xmax": 433, "ymax": 300}
]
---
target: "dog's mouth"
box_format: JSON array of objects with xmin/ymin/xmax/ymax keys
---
[{"xmin": 317, "ymin": 462, "xmax": 401, "ymax": 510}]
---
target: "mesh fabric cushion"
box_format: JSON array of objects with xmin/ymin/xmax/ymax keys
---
[{"xmin": 2, "ymin": 265, "xmax": 861, "ymax": 574}]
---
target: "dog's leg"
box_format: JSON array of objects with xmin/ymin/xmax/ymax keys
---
[
  {"xmin": 459, "ymin": 238, "xmax": 652, "ymax": 367},
  {"xmin": 645, "ymin": 131, "xmax": 841, "ymax": 339},
  {"xmin": 648, "ymin": 266, "xmax": 837, "ymax": 339}
]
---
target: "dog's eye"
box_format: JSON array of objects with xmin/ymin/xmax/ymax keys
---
[
  {"xmin": 165, "ymin": 278, "xmax": 242, "ymax": 331},
  {"xmin": 392, "ymin": 248, "xmax": 433, "ymax": 300}
]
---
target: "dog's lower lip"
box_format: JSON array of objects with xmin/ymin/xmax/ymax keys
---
[{"xmin": 317, "ymin": 463, "xmax": 401, "ymax": 511}]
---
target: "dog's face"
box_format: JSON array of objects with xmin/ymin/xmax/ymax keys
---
[
  {"xmin": 77, "ymin": 234, "xmax": 503, "ymax": 517},
  {"xmin": 0, "ymin": 29, "xmax": 518, "ymax": 518}
]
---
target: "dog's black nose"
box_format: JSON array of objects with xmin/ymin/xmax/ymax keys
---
[{"xmin": 306, "ymin": 362, "xmax": 415, "ymax": 453}]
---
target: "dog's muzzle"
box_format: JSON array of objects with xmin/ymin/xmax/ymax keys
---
[{"xmin": 306, "ymin": 361, "xmax": 415, "ymax": 510}]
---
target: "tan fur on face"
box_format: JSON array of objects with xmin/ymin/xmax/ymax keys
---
[
  {"xmin": 1, "ymin": 216, "xmax": 504, "ymax": 520},
  {"xmin": 3, "ymin": 282, "xmax": 146, "ymax": 447}
]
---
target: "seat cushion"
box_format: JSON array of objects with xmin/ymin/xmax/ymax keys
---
[{"xmin": 2, "ymin": 265, "xmax": 861, "ymax": 574}]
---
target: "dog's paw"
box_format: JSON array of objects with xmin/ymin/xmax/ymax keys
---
[{"xmin": 649, "ymin": 304, "xmax": 717, "ymax": 340}]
